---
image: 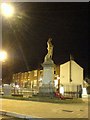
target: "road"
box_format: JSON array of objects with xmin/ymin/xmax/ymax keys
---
[{"xmin": 1, "ymin": 98, "xmax": 89, "ymax": 118}]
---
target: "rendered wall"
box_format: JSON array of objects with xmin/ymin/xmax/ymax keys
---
[
  {"xmin": 60, "ymin": 61, "xmax": 70, "ymax": 85},
  {"xmin": 60, "ymin": 60, "xmax": 83, "ymax": 86},
  {"xmin": 71, "ymin": 60, "xmax": 83, "ymax": 85}
]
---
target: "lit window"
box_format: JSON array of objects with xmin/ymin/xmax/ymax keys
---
[{"xmin": 34, "ymin": 70, "xmax": 37, "ymax": 76}]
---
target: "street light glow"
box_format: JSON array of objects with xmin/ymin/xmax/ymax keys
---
[
  {"xmin": 1, "ymin": 3, "xmax": 14, "ymax": 17},
  {"xmin": 0, "ymin": 51, "xmax": 7, "ymax": 62}
]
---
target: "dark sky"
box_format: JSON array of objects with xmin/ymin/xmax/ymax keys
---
[{"xmin": 2, "ymin": 2, "xmax": 89, "ymax": 77}]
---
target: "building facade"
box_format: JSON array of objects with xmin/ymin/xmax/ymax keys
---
[
  {"xmin": 60, "ymin": 60, "xmax": 83, "ymax": 97},
  {"xmin": 12, "ymin": 70, "xmax": 43, "ymax": 91},
  {"xmin": 12, "ymin": 60, "xmax": 84, "ymax": 97}
]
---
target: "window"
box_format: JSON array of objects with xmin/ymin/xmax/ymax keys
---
[{"xmin": 34, "ymin": 70, "xmax": 37, "ymax": 76}]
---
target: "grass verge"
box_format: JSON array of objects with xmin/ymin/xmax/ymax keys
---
[{"xmin": 1, "ymin": 95, "xmax": 85, "ymax": 104}]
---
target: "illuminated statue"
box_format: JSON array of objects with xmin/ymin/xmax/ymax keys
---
[{"xmin": 44, "ymin": 38, "xmax": 53, "ymax": 62}]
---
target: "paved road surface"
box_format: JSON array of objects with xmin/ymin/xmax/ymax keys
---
[{"xmin": 1, "ymin": 98, "xmax": 89, "ymax": 118}]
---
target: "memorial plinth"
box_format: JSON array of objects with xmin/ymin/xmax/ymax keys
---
[
  {"xmin": 42, "ymin": 60, "xmax": 55, "ymax": 85},
  {"xmin": 39, "ymin": 60, "xmax": 55, "ymax": 96}
]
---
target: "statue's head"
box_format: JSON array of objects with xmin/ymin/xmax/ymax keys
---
[{"xmin": 48, "ymin": 38, "xmax": 52, "ymax": 42}]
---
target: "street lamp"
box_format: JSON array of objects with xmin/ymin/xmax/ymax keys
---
[
  {"xmin": 0, "ymin": 3, "xmax": 14, "ymax": 62},
  {"xmin": 1, "ymin": 3, "xmax": 14, "ymax": 18},
  {"xmin": 0, "ymin": 50, "xmax": 7, "ymax": 62},
  {"xmin": 0, "ymin": 3, "xmax": 15, "ymax": 85},
  {"xmin": 0, "ymin": 3, "xmax": 14, "ymax": 61}
]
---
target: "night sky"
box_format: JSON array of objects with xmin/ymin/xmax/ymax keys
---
[{"xmin": 2, "ymin": 2, "xmax": 89, "ymax": 78}]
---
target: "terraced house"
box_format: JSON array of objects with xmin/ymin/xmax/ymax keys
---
[{"xmin": 12, "ymin": 60, "xmax": 84, "ymax": 97}]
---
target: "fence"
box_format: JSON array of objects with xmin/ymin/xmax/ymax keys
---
[{"xmin": 63, "ymin": 85, "xmax": 82, "ymax": 98}]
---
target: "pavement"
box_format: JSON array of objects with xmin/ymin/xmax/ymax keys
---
[
  {"xmin": 0, "ymin": 115, "xmax": 25, "ymax": 120},
  {"xmin": 0, "ymin": 98, "xmax": 89, "ymax": 119}
]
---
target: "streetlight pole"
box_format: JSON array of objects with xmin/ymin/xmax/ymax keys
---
[
  {"xmin": 0, "ymin": 3, "xmax": 3, "ymax": 87},
  {"xmin": 0, "ymin": 2, "xmax": 14, "ymax": 85}
]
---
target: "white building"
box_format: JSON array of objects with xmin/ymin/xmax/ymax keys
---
[{"xmin": 60, "ymin": 60, "xmax": 83, "ymax": 97}]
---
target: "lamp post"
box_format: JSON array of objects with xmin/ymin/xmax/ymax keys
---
[
  {"xmin": 0, "ymin": 3, "xmax": 14, "ymax": 61},
  {"xmin": 0, "ymin": 3, "xmax": 14, "ymax": 85}
]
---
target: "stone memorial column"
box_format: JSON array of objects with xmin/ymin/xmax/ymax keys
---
[{"xmin": 39, "ymin": 38, "xmax": 55, "ymax": 96}]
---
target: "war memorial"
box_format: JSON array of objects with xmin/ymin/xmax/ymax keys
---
[{"xmin": 39, "ymin": 38, "xmax": 55, "ymax": 96}]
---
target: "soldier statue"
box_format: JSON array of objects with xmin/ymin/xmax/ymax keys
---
[{"xmin": 44, "ymin": 38, "xmax": 53, "ymax": 62}]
